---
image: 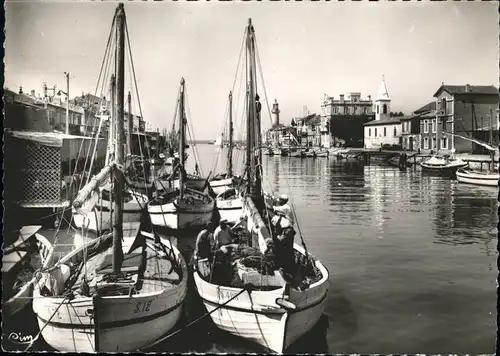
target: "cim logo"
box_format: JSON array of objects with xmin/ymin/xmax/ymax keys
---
[{"xmin": 8, "ymin": 332, "xmax": 34, "ymax": 345}]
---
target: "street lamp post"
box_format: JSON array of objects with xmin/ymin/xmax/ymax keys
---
[{"xmin": 65, "ymin": 72, "xmax": 69, "ymax": 134}]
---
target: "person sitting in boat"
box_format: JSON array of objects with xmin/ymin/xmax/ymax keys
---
[
  {"xmin": 213, "ymin": 219, "xmax": 233, "ymax": 250},
  {"xmin": 194, "ymin": 223, "xmax": 214, "ymax": 262},
  {"xmin": 273, "ymin": 218, "xmax": 297, "ymax": 275}
]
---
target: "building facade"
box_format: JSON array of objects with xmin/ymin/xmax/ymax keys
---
[
  {"xmin": 295, "ymin": 114, "xmax": 321, "ymax": 147},
  {"xmin": 364, "ymin": 118, "xmax": 402, "ymax": 148},
  {"xmin": 431, "ymin": 84, "xmax": 499, "ymax": 154},
  {"xmin": 400, "ymin": 114, "xmax": 421, "ymax": 151},
  {"xmin": 320, "ymin": 92, "xmax": 374, "ymax": 148},
  {"xmin": 363, "ymin": 77, "xmax": 403, "ymax": 149},
  {"xmin": 6, "ymin": 87, "xmax": 85, "ymax": 135}
]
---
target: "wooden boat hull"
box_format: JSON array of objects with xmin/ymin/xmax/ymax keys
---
[
  {"xmin": 193, "ymin": 244, "xmax": 328, "ymax": 353},
  {"xmin": 210, "ymin": 177, "xmax": 233, "ymax": 196},
  {"xmin": 148, "ymin": 189, "xmax": 215, "ymax": 230},
  {"xmin": 173, "ymin": 176, "xmax": 207, "ymax": 192},
  {"xmin": 32, "ymin": 234, "xmax": 188, "ymax": 352},
  {"xmin": 313, "ymin": 150, "xmax": 329, "ymax": 158},
  {"xmin": 3, "ymin": 229, "xmax": 54, "ymax": 318},
  {"xmin": 456, "ymin": 169, "xmax": 499, "ymax": 186},
  {"xmin": 289, "ymin": 151, "xmax": 305, "ymax": 158},
  {"xmin": 420, "ymin": 162, "xmax": 467, "ymax": 172},
  {"xmin": 216, "ymin": 198, "xmax": 244, "ymax": 224},
  {"xmin": 73, "ymin": 191, "xmax": 149, "ymax": 233}
]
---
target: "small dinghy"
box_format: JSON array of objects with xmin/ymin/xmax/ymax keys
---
[
  {"xmin": 420, "ymin": 155, "xmax": 467, "ymax": 173},
  {"xmin": 3, "ymin": 226, "xmax": 54, "ymax": 318},
  {"xmin": 456, "ymin": 167, "xmax": 499, "ymax": 187}
]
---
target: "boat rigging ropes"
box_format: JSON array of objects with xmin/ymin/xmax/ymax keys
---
[{"xmin": 183, "ymin": 84, "xmax": 205, "ymax": 177}]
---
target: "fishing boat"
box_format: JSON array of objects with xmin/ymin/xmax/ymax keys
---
[
  {"xmin": 72, "ymin": 49, "xmax": 148, "ymax": 235},
  {"xmin": 211, "ymin": 91, "xmax": 245, "ymax": 224},
  {"xmin": 3, "ymin": 226, "xmax": 54, "ymax": 318},
  {"xmin": 72, "ymin": 181, "xmax": 148, "ymax": 233},
  {"xmin": 31, "ymin": 5, "xmax": 188, "ymax": 352},
  {"xmin": 192, "ymin": 19, "xmax": 329, "ymax": 354},
  {"xmin": 420, "ymin": 155, "xmax": 467, "ymax": 173},
  {"xmin": 148, "ymin": 78, "xmax": 215, "ymax": 230},
  {"xmin": 210, "ymin": 91, "xmax": 238, "ymax": 196},
  {"xmin": 289, "ymin": 149, "xmax": 306, "ymax": 158},
  {"xmin": 456, "ymin": 168, "xmax": 499, "ymax": 186},
  {"xmin": 452, "ymin": 128, "xmax": 499, "ymax": 186}
]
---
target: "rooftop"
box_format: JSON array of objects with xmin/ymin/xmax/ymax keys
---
[
  {"xmin": 414, "ymin": 101, "xmax": 436, "ymax": 114},
  {"xmin": 364, "ymin": 117, "xmax": 402, "ymax": 126},
  {"xmin": 433, "ymin": 84, "xmax": 499, "ymax": 97}
]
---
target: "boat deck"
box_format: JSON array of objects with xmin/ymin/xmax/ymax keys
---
[{"xmin": 70, "ymin": 222, "xmax": 181, "ymax": 298}]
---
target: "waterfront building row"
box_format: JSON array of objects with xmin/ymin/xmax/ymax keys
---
[
  {"xmin": 5, "ymin": 87, "xmax": 146, "ymax": 137},
  {"xmin": 265, "ymin": 80, "xmax": 499, "ymax": 155}
]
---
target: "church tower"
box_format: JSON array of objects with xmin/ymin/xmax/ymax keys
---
[{"xmin": 375, "ymin": 75, "xmax": 391, "ymax": 121}]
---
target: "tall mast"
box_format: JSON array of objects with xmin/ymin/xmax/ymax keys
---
[
  {"xmin": 179, "ymin": 78, "xmax": 186, "ymax": 199},
  {"xmin": 227, "ymin": 91, "xmax": 233, "ymax": 177},
  {"xmin": 127, "ymin": 91, "xmax": 132, "ymax": 155},
  {"xmin": 489, "ymin": 107, "xmax": 494, "ymax": 169},
  {"xmin": 106, "ymin": 75, "xmax": 116, "ymax": 166},
  {"xmin": 247, "ymin": 18, "xmax": 260, "ymax": 200},
  {"xmin": 112, "ymin": 3, "xmax": 125, "ymax": 273},
  {"xmin": 245, "ymin": 83, "xmax": 252, "ymax": 195}
]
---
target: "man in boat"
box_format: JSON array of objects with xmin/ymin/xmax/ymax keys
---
[
  {"xmin": 213, "ymin": 219, "xmax": 233, "ymax": 250},
  {"xmin": 194, "ymin": 223, "xmax": 214, "ymax": 262},
  {"xmin": 271, "ymin": 194, "xmax": 294, "ymax": 225},
  {"xmin": 273, "ymin": 218, "xmax": 297, "ymax": 276}
]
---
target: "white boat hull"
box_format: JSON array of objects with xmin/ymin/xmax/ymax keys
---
[
  {"xmin": 73, "ymin": 191, "xmax": 148, "ymax": 233},
  {"xmin": 32, "ymin": 235, "xmax": 188, "ymax": 352},
  {"xmin": 456, "ymin": 169, "xmax": 499, "ymax": 186},
  {"xmin": 210, "ymin": 178, "xmax": 233, "ymax": 196},
  {"xmin": 148, "ymin": 189, "xmax": 215, "ymax": 230},
  {"xmin": 3, "ymin": 230, "xmax": 54, "ymax": 318},
  {"xmin": 193, "ymin": 245, "xmax": 328, "ymax": 353},
  {"xmin": 216, "ymin": 198, "xmax": 244, "ymax": 224}
]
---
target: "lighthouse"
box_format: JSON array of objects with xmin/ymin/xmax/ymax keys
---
[{"xmin": 272, "ymin": 99, "xmax": 280, "ymax": 126}]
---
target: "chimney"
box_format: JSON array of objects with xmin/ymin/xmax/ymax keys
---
[
  {"xmin": 19, "ymin": 86, "xmax": 23, "ymax": 94},
  {"xmin": 368, "ymin": 95, "xmax": 371, "ymax": 101},
  {"xmin": 339, "ymin": 94, "xmax": 344, "ymax": 102},
  {"xmin": 465, "ymin": 84, "xmax": 470, "ymax": 93},
  {"xmin": 272, "ymin": 99, "xmax": 280, "ymax": 126},
  {"xmin": 31, "ymin": 89, "xmax": 35, "ymax": 97}
]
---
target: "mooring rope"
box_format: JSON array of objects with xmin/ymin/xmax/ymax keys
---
[{"xmin": 138, "ymin": 284, "xmax": 252, "ymax": 351}]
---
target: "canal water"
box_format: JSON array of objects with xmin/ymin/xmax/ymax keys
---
[{"xmin": 7, "ymin": 144, "xmax": 497, "ymax": 354}]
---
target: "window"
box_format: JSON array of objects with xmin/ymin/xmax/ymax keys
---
[
  {"xmin": 424, "ymin": 137, "xmax": 429, "ymax": 149},
  {"xmin": 384, "ymin": 127, "xmax": 387, "ymax": 136},
  {"xmin": 428, "ymin": 121, "xmax": 432, "ymax": 133},
  {"xmin": 369, "ymin": 128, "xmax": 371, "ymax": 137},
  {"xmin": 377, "ymin": 105, "xmax": 379, "ymax": 114},
  {"xmin": 383, "ymin": 104, "xmax": 388, "ymax": 114},
  {"xmin": 442, "ymin": 137, "xmax": 448, "ymax": 149},
  {"xmin": 48, "ymin": 110, "xmax": 55, "ymax": 125},
  {"xmin": 394, "ymin": 127, "xmax": 397, "ymax": 136},
  {"xmin": 375, "ymin": 128, "xmax": 378, "ymax": 136},
  {"xmin": 432, "ymin": 120, "xmax": 436, "ymax": 133},
  {"xmin": 432, "ymin": 137, "xmax": 436, "ymax": 149},
  {"xmin": 345, "ymin": 107, "xmax": 349, "ymax": 115},
  {"xmin": 441, "ymin": 98, "xmax": 447, "ymax": 114},
  {"xmin": 424, "ymin": 120, "xmax": 428, "ymax": 133},
  {"xmin": 442, "ymin": 120, "xmax": 447, "ymax": 132}
]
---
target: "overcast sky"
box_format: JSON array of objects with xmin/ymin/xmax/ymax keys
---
[{"xmin": 5, "ymin": 0, "xmax": 498, "ymax": 140}]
